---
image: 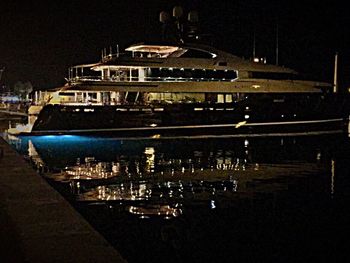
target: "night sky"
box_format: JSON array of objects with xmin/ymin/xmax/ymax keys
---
[{"xmin": 1, "ymin": 0, "xmax": 350, "ymax": 91}]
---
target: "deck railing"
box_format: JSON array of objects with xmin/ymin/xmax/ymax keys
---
[{"xmin": 69, "ymin": 76, "xmax": 236, "ymax": 83}]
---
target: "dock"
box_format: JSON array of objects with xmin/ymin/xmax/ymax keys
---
[
  {"xmin": 0, "ymin": 109, "xmax": 28, "ymax": 117},
  {"xmin": 0, "ymin": 137, "xmax": 127, "ymax": 262}
]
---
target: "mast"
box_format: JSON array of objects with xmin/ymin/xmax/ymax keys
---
[
  {"xmin": 333, "ymin": 52, "xmax": 338, "ymax": 93},
  {"xmin": 275, "ymin": 22, "xmax": 279, "ymax": 66},
  {"xmin": 252, "ymin": 27, "xmax": 256, "ymax": 59}
]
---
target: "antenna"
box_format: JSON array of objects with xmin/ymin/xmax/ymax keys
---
[
  {"xmin": 187, "ymin": 10, "xmax": 199, "ymax": 40},
  {"xmin": 0, "ymin": 67, "xmax": 4, "ymax": 82},
  {"xmin": 173, "ymin": 6, "xmax": 184, "ymax": 42},
  {"xmin": 159, "ymin": 11, "xmax": 171, "ymax": 41}
]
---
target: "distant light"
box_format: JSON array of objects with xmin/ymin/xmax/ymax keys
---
[
  {"xmin": 317, "ymin": 152, "xmax": 321, "ymax": 161},
  {"xmin": 244, "ymin": 139, "xmax": 249, "ymax": 147}
]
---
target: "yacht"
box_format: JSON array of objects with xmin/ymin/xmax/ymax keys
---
[{"xmin": 8, "ymin": 9, "xmax": 349, "ymax": 137}]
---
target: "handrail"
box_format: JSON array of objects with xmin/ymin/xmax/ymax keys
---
[{"xmin": 69, "ymin": 76, "xmax": 237, "ymax": 83}]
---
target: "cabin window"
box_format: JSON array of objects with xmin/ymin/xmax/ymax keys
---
[
  {"xmin": 225, "ymin": 94, "xmax": 233, "ymax": 103},
  {"xmin": 217, "ymin": 94, "xmax": 225, "ymax": 103}
]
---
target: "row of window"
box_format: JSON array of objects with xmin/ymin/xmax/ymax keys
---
[{"xmin": 148, "ymin": 68, "xmax": 238, "ymax": 81}]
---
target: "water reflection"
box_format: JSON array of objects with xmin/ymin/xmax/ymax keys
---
[
  {"xmin": 63, "ymin": 157, "xmax": 120, "ymax": 180},
  {"xmin": 4, "ymin": 133, "xmax": 350, "ymax": 262},
  {"xmin": 5, "ymin": 135, "xmax": 341, "ymax": 209}
]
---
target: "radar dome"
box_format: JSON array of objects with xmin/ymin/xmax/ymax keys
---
[
  {"xmin": 173, "ymin": 6, "xmax": 183, "ymax": 18},
  {"xmin": 188, "ymin": 11, "xmax": 199, "ymax": 23},
  {"xmin": 159, "ymin": 11, "xmax": 170, "ymax": 23}
]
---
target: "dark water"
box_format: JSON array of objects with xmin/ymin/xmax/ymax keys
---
[{"xmin": 4, "ymin": 132, "xmax": 350, "ymax": 262}]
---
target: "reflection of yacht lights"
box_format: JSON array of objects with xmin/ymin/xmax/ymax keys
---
[
  {"xmin": 145, "ymin": 147, "xmax": 155, "ymax": 155},
  {"xmin": 331, "ymin": 159, "xmax": 335, "ymax": 195},
  {"xmin": 128, "ymin": 205, "xmax": 181, "ymax": 218},
  {"xmin": 144, "ymin": 147, "xmax": 155, "ymax": 173}
]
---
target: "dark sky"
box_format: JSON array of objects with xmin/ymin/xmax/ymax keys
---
[{"xmin": 1, "ymin": 0, "xmax": 350, "ymax": 91}]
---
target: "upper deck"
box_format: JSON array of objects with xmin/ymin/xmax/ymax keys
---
[{"xmin": 64, "ymin": 42, "xmax": 331, "ymax": 94}]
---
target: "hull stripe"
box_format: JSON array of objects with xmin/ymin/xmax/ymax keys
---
[{"xmin": 28, "ymin": 118, "xmax": 346, "ymax": 135}]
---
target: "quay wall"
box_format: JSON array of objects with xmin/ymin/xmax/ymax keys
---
[{"xmin": 0, "ymin": 137, "xmax": 127, "ymax": 263}]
